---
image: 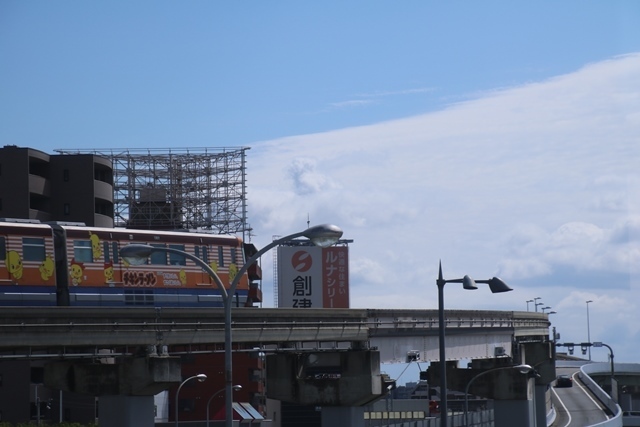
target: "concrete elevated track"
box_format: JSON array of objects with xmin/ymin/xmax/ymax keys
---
[{"xmin": 0, "ymin": 307, "xmax": 549, "ymax": 362}]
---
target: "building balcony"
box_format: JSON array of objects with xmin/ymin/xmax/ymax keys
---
[
  {"xmin": 28, "ymin": 174, "xmax": 51, "ymax": 197},
  {"xmin": 247, "ymin": 263, "xmax": 262, "ymax": 281},
  {"xmin": 93, "ymin": 180, "xmax": 113, "ymax": 202}
]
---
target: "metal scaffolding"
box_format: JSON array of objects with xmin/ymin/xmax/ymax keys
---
[{"xmin": 56, "ymin": 147, "xmax": 251, "ymax": 239}]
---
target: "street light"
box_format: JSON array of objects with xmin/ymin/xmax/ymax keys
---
[
  {"xmin": 175, "ymin": 373, "xmax": 207, "ymax": 427},
  {"xmin": 207, "ymin": 385, "xmax": 242, "ymax": 427},
  {"xmin": 586, "ymin": 300, "xmax": 593, "ymax": 361},
  {"xmin": 533, "ymin": 297, "xmax": 541, "ymax": 312},
  {"xmin": 121, "ymin": 224, "xmax": 343, "ymax": 427},
  {"xmin": 526, "ymin": 299, "xmax": 534, "ymax": 311},
  {"xmin": 541, "ymin": 306, "xmax": 551, "ymax": 313},
  {"xmin": 436, "ymin": 262, "xmax": 512, "ymax": 427},
  {"xmin": 464, "ymin": 364, "xmax": 533, "ymax": 427}
]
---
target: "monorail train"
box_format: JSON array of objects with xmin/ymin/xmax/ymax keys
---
[{"xmin": 0, "ymin": 219, "xmax": 252, "ymax": 307}]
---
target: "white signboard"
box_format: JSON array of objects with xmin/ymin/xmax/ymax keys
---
[{"xmin": 277, "ymin": 246, "xmax": 349, "ymax": 308}]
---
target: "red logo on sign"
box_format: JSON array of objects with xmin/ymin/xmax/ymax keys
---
[{"xmin": 291, "ymin": 250, "xmax": 313, "ymax": 272}]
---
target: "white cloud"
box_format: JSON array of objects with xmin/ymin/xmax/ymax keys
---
[
  {"xmin": 287, "ymin": 158, "xmax": 338, "ymax": 196},
  {"xmin": 248, "ymin": 53, "xmax": 640, "ymax": 362}
]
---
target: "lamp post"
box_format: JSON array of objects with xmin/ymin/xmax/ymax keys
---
[
  {"xmin": 541, "ymin": 306, "xmax": 551, "ymax": 313},
  {"xmin": 175, "ymin": 374, "xmax": 207, "ymax": 427},
  {"xmin": 436, "ymin": 262, "xmax": 512, "ymax": 427},
  {"xmin": 586, "ymin": 300, "xmax": 593, "ymax": 361},
  {"xmin": 533, "ymin": 297, "xmax": 541, "ymax": 312},
  {"xmin": 526, "ymin": 299, "xmax": 534, "ymax": 311},
  {"xmin": 207, "ymin": 385, "xmax": 242, "ymax": 427},
  {"xmin": 464, "ymin": 364, "xmax": 532, "ymax": 427},
  {"xmin": 121, "ymin": 224, "xmax": 343, "ymax": 427}
]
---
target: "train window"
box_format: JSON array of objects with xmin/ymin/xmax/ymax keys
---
[
  {"xmin": 150, "ymin": 244, "xmax": 167, "ymax": 265},
  {"xmin": 230, "ymin": 248, "xmax": 237, "ymax": 264},
  {"xmin": 23, "ymin": 237, "xmax": 46, "ymax": 261},
  {"xmin": 73, "ymin": 240, "xmax": 93, "ymax": 263},
  {"xmin": 169, "ymin": 244, "xmax": 186, "ymax": 266},
  {"xmin": 111, "ymin": 242, "xmax": 119, "ymax": 264},
  {"xmin": 218, "ymin": 246, "xmax": 225, "ymax": 268},
  {"xmin": 0, "ymin": 236, "xmax": 5, "ymax": 261},
  {"xmin": 103, "ymin": 242, "xmax": 111, "ymax": 263},
  {"xmin": 195, "ymin": 246, "xmax": 209, "ymax": 263}
]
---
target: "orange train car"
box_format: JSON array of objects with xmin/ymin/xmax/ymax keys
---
[{"xmin": 0, "ymin": 219, "xmax": 250, "ymax": 307}]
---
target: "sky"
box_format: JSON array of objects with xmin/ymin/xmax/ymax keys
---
[{"xmin": 1, "ymin": 1, "xmax": 640, "ymax": 385}]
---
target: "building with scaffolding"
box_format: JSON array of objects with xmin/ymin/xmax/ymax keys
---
[{"xmin": 56, "ymin": 147, "xmax": 251, "ymax": 239}]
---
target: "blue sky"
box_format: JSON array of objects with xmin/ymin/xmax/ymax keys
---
[{"xmin": 2, "ymin": 1, "xmax": 640, "ymax": 383}]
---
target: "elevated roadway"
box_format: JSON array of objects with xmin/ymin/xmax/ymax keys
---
[
  {"xmin": 0, "ymin": 307, "xmax": 549, "ymax": 360},
  {"xmin": 0, "ymin": 307, "xmax": 554, "ymax": 427}
]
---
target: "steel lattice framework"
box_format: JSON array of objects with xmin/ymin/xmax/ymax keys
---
[{"xmin": 56, "ymin": 147, "xmax": 251, "ymax": 238}]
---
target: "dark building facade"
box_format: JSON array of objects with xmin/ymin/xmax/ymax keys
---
[{"xmin": 0, "ymin": 145, "xmax": 114, "ymax": 227}]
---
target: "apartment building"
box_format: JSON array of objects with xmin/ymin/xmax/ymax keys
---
[{"xmin": 0, "ymin": 145, "xmax": 114, "ymax": 227}]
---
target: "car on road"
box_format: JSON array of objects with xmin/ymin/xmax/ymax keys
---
[{"xmin": 556, "ymin": 374, "xmax": 573, "ymax": 387}]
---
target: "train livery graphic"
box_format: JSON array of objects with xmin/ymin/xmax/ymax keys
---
[{"xmin": 0, "ymin": 220, "xmax": 250, "ymax": 307}]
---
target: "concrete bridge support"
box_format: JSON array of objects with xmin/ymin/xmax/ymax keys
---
[
  {"xmin": 44, "ymin": 355, "xmax": 182, "ymax": 427},
  {"xmin": 425, "ymin": 341, "xmax": 555, "ymax": 427},
  {"xmin": 266, "ymin": 349, "xmax": 393, "ymax": 427}
]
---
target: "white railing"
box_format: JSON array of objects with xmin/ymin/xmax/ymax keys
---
[{"xmin": 579, "ymin": 362, "xmax": 623, "ymax": 427}]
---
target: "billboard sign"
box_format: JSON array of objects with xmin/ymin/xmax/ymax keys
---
[{"xmin": 277, "ymin": 245, "xmax": 349, "ymax": 308}]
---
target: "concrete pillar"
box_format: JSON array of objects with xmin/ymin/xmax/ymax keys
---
[
  {"xmin": 43, "ymin": 356, "xmax": 181, "ymax": 427},
  {"xmin": 266, "ymin": 350, "xmax": 391, "ymax": 406},
  {"xmin": 533, "ymin": 384, "xmax": 546, "ymax": 427},
  {"xmin": 99, "ymin": 395, "xmax": 155, "ymax": 427},
  {"xmin": 321, "ymin": 406, "xmax": 365, "ymax": 427}
]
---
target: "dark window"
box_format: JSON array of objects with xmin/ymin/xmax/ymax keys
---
[
  {"xmin": 178, "ymin": 398, "xmax": 195, "ymax": 412},
  {"xmin": 218, "ymin": 246, "xmax": 225, "ymax": 267},
  {"xmin": 73, "ymin": 240, "xmax": 93, "ymax": 263},
  {"xmin": 195, "ymin": 246, "xmax": 208, "ymax": 264},
  {"xmin": 63, "ymin": 169, "xmax": 69, "ymax": 182},
  {"xmin": 23, "ymin": 238, "xmax": 46, "ymax": 261},
  {"xmin": 64, "ymin": 203, "xmax": 70, "ymax": 215},
  {"xmin": 150, "ymin": 244, "xmax": 167, "ymax": 265},
  {"xmin": 103, "ymin": 242, "xmax": 110, "ymax": 263},
  {"xmin": 168, "ymin": 244, "xmax": 186, "ymax": 266},
  {"xmin": 111, "ymin": 242, "xmax": 119, "ymax": 264},
  {"xmin": 0, "ymin": 236, "xmax": 5, "ymax": 261},
  {"xmin": 231, "ymin": 247, "xmax": 237, "ymax": 264}
]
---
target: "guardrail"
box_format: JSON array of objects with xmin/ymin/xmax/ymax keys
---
[
  {"xmin": 579, "ymin": 362, "xmax": 622, "ymax": 426},
  {"xmin": 367, "ymin": 309, "xmax": 549, "ymax": 335}
]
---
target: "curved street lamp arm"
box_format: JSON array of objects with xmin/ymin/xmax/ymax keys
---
[
  {"xmin": 120, "ymin": 244, "xmax": 229, "ymax": 299},
  {"xmin": 228, "ymin": 224, "xmax": 342, "ymax": 295},
  {"xmin": 228, "ymin": 232, "xmax": 304, "ymax": 296}
]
